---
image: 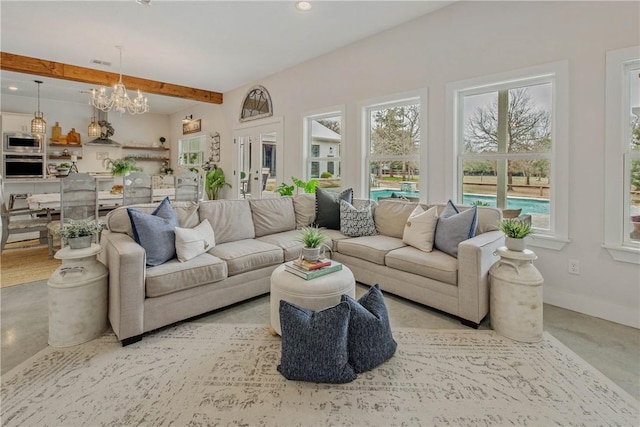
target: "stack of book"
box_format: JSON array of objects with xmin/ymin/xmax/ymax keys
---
[{"xmin": 284, "ymin": 258, "xmax": 343, "ymax": 280}]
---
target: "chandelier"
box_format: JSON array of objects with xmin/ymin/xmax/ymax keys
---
[
  {"xmin": 89, "ymin": 46, "xmax": 149, "ymax": 115},
  {"xmin": 31, "ymin": 80, "xmax": 46, "ymax": 134}
]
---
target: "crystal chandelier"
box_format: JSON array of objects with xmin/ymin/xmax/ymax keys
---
[
  {"xmin": 88, "ymin": 106, "xmax": 101, "ymax": 137},
  {"xmin": 89, "ymin": 46, "xmax": 149, "ymax": 115},
  {"xmin": 31, "ymin": 80, "xmax": 46, "ymax": 134}
]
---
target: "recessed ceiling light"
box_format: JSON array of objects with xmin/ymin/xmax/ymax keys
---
[
  {"xmin": 296, "ymin": 1, "xmax": 312, "ymax": 12},
  {"xmin": 8, "ymin": 86, "xmax": 18, "ymax": 91}
]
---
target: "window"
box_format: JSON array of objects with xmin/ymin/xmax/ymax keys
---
[
  {"xmin": 447, "ymin": 62, "xmax": 569, "ymax": 249},
  {"xmin": 605, "ymin": 46, "xmax": 640, "ymax": 264},
  {"xmin": 178, "ymin": 134, "xmax": 206, "ymax": 168},
  {"xmin": 364, "ymin": 95, "xmax": 422, "ymax": 201},
  {"xmin": 303, "ymin": 109, "xmax": 343, "ymax": 190},
  {"xmin": 239, "ymin": 85, "xmax": 273, "ymax": 122}
]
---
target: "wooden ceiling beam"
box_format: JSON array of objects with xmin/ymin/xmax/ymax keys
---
[{"xmin": 0, "ymin": 52, "xmax": 223, "ymax": 104}]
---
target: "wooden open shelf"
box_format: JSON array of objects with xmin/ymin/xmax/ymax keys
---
[{"xmin": 122, "ymin": 146, "xmax": 169, "ymax": 151}]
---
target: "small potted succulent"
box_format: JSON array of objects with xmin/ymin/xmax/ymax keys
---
[
  {"xmin": 498, "ymin": 218, "xmax": 533, "ymax": 251},
  {"xmin": 297, "ymin": 226, "xmax": 327, "ymax": 261},
  {"xmin": 54, "ymin": 219, "xmax": 104, "ymax": 250}
]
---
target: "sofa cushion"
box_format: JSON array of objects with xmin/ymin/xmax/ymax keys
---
[
  {"xmin": 277, "ymin": 300, "xmax": 356, "ymax": 384},
  {"xmin": 145, "ymin": 253, "xmax": 227, "ymax": 297},
  {"xmin": 107, "ymin": 200, "xmax": 199, "ymax": 238},
  {"xmin": 209, "ymin": 239, "xmax": 283, "ymax": 276},
  {"xmin": 402, "ymin": 205, "xmax": 438, "ymax": 252},
  {"xmin": 199, "ymin": 199, "xmax": 255, "ymax": 244},
  {"xmin": 174, "ymin": 219, "xmax": 216, "ymax": 262},
  {"xmin": 385, "ymin": 246, "xmax": 458, "ymax": 286},
  {"xmin": 434, "ymin": 200, "xmax": 478, "ymax": 258},
  {"xmin": 257, "ymin": 230, "xmax": 305, "ymax": 262},
  {"xmin": 340, "ymin": 200, "xmax": 377, "ymax": 237},
  {"xmin": 315, "ymin": 187, "xmax": 353, "ymax": 230},
  {"xmin": 321, "ymin": 229, "xmax": 352, "ymax": 252},
  {"xmin": 250, "ymin": 197, "xmax": 296, "ymax": 237},
  {"xmin": 336, "ymin": 235, "xmax": 406, "ymax": 266},
  {"xmin": 342, "ymin": 284, "xmax": 397, "ymax": 373},
  {"xmin": 293, "ymin": 193, "xmax": 316, "ymax": 228},
  {"xmin": 374, "ymin": 200, "xmax": 420, "ymax": 238},
  {"xmin": 127, "ymin": 197, "xmax": 179, "ymax": 266}
]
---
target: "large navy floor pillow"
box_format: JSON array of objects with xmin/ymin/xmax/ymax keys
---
[
  {"xmin": 342, "ymin": 284, "xmax": 397, "ymax": 373},
  {"xmin": 277, "ymin": 300, "xmax": 357, "ymax": 384}
]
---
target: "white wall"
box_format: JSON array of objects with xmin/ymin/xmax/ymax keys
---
[{"xmin": 219, "ymin": 1, "xmax": 640, "ymax": 327}]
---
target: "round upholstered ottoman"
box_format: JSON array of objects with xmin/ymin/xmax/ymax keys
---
[{"xmin": 270, "ymin": 263, "xmax": 356, "ymax": 335}]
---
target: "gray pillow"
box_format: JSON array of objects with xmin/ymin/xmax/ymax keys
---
[
  {"xmin": 340, "ymin": 200, "xmax": 377, "ymax": 237},
  {"xmin": 315, "ymin": 187, "xmax": 353, "ymax": 230},
  {"xmin": 434, "ymin": 200, "xmax": 478, "ymax": 258},
  {"xmin": 127, "ymin": 197, "xmax": 179, "ymax": 266},
  {"xmin": 341, "ymin": 284, "xmax": 397, "ymax": 373},
  {"xmin": 277, "ymin": 300, "xmax": 356, "ymax": 384}
]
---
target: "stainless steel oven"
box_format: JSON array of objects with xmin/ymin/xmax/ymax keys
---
[
  {"xmin": 4, "ymin": 133, "xmax": 44, "ymax": 154},
  {"xmin": 3, "ymin": 154, "xmax": 46, "ymax": 179}
]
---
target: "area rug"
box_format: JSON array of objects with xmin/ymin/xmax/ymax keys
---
[
  {"xmin": 1, "ymin": 324, "xmax": 638, "ymax": 426},
  {"xmin": 0, "ymin": 245, "xmax": 60, "ymax": 287}
]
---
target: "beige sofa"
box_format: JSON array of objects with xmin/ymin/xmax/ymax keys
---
[{"xmin": 99, "ymin": 196, "xmax": 503, "ymax": 345}]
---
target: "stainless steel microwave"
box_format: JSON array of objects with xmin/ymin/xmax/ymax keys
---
[{"xmin": 3, "ymin": 132, "xmax": 44, "ymax": 154}]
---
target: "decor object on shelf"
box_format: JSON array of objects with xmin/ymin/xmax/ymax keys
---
[
  {"xmin": 53, "ymin": 219, "xmax": 104, "ymax": 250},
  {"xmin": 103, "ymin": 157, "xmax": 142, "ymax": 177},
  {"xmin": 66, "ymin": 128, "xmax": 81, "ymax": 144},
  {"xmin": 498, "ymin": 217, "xmax": 533, "ymax": 251},
  {"xmin": 52, "ymin": 122, "xmax": 62, "ymax": 141},
  {"xmin": 56, "ymin": 162, "xmax": 71, "ymax": 176},
  {"xmin": 204, "ymin": 165, "xmax": 231, "ymax": 200},
  {"xmin": 89, "ymin": 46, "xmax": 149, "ymax": 115},
  {"xmin": 159, "ymin": 136, "xmax": 166, "ymax": 146},
  {"xmin": 31, "ymin": 80, "xmax": 46, "ymax": 133},
  {"xmin": 297, "ymin": 225, "xmax": 326, "ymax": 261}
]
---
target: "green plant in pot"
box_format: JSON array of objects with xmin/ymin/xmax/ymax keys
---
[
  {"xmin": 54, "ymin": 219, "xmax": 104, "ymax": 250},
  {"xmin": 205, "ymin": 166, "xmax": 231, "ymax": 200},
  {"xmin": 103, "ymin": 157, "xmax": 142, "ymax": 177},
  {"xmin": 498, "ymin": 218, "xmax": 533, "ymax": 251},
  {"xmin": 297, "ymin": 226, "xmax": 327, "ymax": 261}
]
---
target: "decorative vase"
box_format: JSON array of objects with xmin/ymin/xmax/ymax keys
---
[
  {"xmin": 68, "ymin": 235, "xmax": 93, "ymax": 250},
  {"xmin": 302, "ymin": 246, "xmax": 321, "ymax": 261},
  {"xmin": 505, "ymin": 236, "xmax": 526, "ymax": 252}
]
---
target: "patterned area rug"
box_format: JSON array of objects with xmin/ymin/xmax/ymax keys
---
[{"xmin": 1, "ymin": 324, "xmax": 638, "ymax": 426}]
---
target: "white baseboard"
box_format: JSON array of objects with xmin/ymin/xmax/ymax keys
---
[{"xmin": 544, "ymin": 287, "xmax": 640, "ymax": 329}]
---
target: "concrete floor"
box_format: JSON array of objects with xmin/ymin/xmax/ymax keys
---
[{"xmin": 1, "ymin": 281, "xmax": 639, "ymax": 401}]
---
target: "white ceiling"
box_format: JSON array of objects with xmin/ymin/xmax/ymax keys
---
[{"xmin": 1, "ymin": 0, "xmax": 453, "ymax": 114}]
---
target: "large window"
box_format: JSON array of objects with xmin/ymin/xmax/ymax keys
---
[
  {"xmin": 303, "ymin": 110, "xmax": 343, "ymax": 191},
  {"xmin": 364, "ymin": 96, "xmax": 422, "ymax": 201},
  {"xmin": 605, "ymin": 46, "xmax": 640, "ymax": 264},
  {"xmin": 178, "ymin": 134, "xmax": 206, "ymax": 168},
  {"xmin": 447, "ymin": 62, "xmax": 569, "ymax": 249}
]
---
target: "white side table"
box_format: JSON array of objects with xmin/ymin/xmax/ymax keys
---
[
  {"xmin": 48, "ymin": 244, "xmax": 109, "ymax": 347},
  {"xmin": 489, "ymin": 247, "xmax": 544, "ymax": 342}
]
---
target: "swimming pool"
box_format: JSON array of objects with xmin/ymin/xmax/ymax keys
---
[{"xmin": 370, "ymin": 189, "xmax": 549, "ymax": 214}]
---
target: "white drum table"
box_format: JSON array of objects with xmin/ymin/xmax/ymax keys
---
[
  {"xmin": 48, "ymin": 244, "xmax": 109, "ymax": 347},
  {"xmin": 489, "ymin": 247, "xmax": 544, "ymax": 342},
  {"xmin": 270, "ymin": 263, "xmax": 356, "ymax": 335}
]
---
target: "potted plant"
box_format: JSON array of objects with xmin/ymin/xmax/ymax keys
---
[
  {"xmin": 103, "ymin": 157, "xmax": 142, "ymax": 177},
  {"xmin": 297, "ymin": 226, "xmax": 327, "ymax": 261},
  {"xmin": 56, "ymin": 162, "xmax": 72, "ymax": 175},
  {"xmin": 205, "ymin": 165, "xmax": 231, "ymax": 200},
  {"xmin": 498, "ymin": 218, "xmax": 533, "ymax": 251},
  {"xmin": 54, "ymin": 219, "xmax": 104, "ymax": 250}
]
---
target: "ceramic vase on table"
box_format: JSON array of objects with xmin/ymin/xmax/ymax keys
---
[
  {"xmin": 68, "ymin": 235, "xmax": 93, "ymax": 250},
  {"xmin": 302, "ymin": 246, "xmax": 321, "ymax": 261},
  {"xmin": 504, "ymin": 236, "xmax": 526, "ymax": 252}
]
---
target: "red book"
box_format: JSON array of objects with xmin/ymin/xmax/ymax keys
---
[{"xmin": 293, "ymin": 258, "xmax": 331, "ymax": 271}]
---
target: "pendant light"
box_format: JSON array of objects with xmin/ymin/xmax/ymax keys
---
[
  {"xmin": 31, "ymin": 80, "xmax": 46, "ymax": 134},
  {"xmin": 88, "ymin": 106, "xmax": 101, "ymax": 137}
]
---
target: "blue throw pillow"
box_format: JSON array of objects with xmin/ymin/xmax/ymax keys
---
[
  {"xmin": 127, "ymin": 197, "xmax": 179, "ymax": 266},
  {"xmin": 277, "ymin": 300, "xmax": 357, "ymax": 384},
  {"xmin": 315, "ymin": 187, "xmax": 353, "ymax": 230},
  {"xmin": 342, "ymin": 284, "xmax": 397, "ymax": 373},
  {"xmin": 434, "ymin": 200, "xmax": 478, "ymax": 258}
]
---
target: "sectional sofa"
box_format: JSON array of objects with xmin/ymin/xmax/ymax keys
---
[{"xmin": 99, "ymin": 195, "xmax": 504, "ymax": 345}]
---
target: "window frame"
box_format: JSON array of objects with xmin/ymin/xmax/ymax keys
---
[
  {"xmin": 302, "ymin": 106, "xmax": 345, "ymax": 187},
  {"xmin": 604, "ymin": 46, "xmax": 640, "ymax": 264},
  {"xmin": 361, "ymin": 89, "xmax": 427, "ymax": 201},
  {"xmin": 446, "ymin": 61, "xmax": 569, "ymax": 250},
  {"xmin": 178, "ymin": 134, "xmax": 207, "ymax": 168}
]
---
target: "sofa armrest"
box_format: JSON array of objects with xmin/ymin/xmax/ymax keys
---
[
  {"xmin": 100, "ymin": 230, "xmax": 147, "ymax": 342},
  {"xmin": 457, "ymin": 230, "xmax": 504, "ymax": 324}
]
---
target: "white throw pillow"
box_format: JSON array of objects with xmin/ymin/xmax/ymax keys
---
[
  {"xmin": 402, "ymin": 205, "xmax": 438, "ymax": 252},
  {"xmin": 174, "ymin": 219, "xmax": 216, "ymax": 262}
]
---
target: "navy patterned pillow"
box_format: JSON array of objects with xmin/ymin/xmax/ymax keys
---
[
  {"xmin": 341, "ymin": 284, "xmax": 397, "ymax": 373},
  {"xmin": 434, "ymin": 200, "xmax": 478, "ymax": 258},
  {"xmin": 127, "ymin": 197, "xmax": 179, "ymax": 266},
  {"xmin": 277, "ymin": 300, "xmax": 357, "ymax": 384},
  {"xmin": 340, "ymin": 200, "xmax": 377, "ymax": 237},
  {"xmin": 315, "ymin": 187, "xmax": 353, "ymax": 230}
]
